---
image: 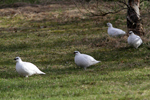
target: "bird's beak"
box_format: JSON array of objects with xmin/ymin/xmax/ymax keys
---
[{"xmin": 14, "ymin": 58, "xmax": 16, "ymax": 60}]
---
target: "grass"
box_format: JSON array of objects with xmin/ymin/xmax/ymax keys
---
[{"xmin": 0, "ymin": 0, "xmax": 150, "ymax": 100}]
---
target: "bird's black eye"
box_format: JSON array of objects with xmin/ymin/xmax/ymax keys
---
[{"xmin": 74, "ymin": 51, "xmax": 78, "ymax": 54}]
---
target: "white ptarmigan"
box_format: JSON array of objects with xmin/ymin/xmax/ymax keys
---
[
  {"xmin": 127, "ymin": 31, "xmax": 143, "ymax": 49},
  {"xmin": 107, "ymin": 22, "xmax": 126, "ymax": 37},
  {"xmin": 74, "ymin": 51, "xmax": 100, "ymax": 70},
  {"xmin": 14, "ymin": 57, "xmax": 45, "ymax": 77}
]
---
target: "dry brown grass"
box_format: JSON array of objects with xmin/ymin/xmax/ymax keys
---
[
  {"xmin": 0, "ymin": 1, "xmax": 149, "ymax": 26},
  {"xmin": 0, "ymin": 1, "xmax": 149, "ymax": 44},
  {"xmin": 0, "ymin": 1, "xmax": 84, "ymax": 21}
]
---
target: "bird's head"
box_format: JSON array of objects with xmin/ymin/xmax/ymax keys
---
[
  {"xmin": 129, "ymin": 31, "xmax": 133, "ymax": 35},
  {"xmin": 74, "ymin": 51, "xmax": 80, "ymax": 55},
  {"xmin": 107, "ymin": 22, "xmax": 112, "ymax": 27},
  {"xmin": 14, "ymin": 57, "xmax": 22, "ymax": 62}
]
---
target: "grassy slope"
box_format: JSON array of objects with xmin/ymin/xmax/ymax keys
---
[{"xmin": 0, "ymin": 1, "xmax": 150, "ymax": 100}]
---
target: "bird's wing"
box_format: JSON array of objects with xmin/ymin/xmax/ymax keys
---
[
  {"xmin": 23, "ymin": 62, "xmax": 41, "ymax": 73},
  {"xmin": 108, "ymin": 28, "xmax": 125, "ymax": 36},
  {"xmin": 113, "ymin": 28, "xmax": 125, "ymax": 34},
  {"xmin": 82, "ymin": 54, "xmax": 97, "ymax": 62},
  {"xmin": 132, "ymin": 35, "xmax": 142, "ymax": 43}
]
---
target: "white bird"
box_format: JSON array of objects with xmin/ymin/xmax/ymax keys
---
[
  {"xmin": 74, "ymin": 51, "xmax": 101, "ymax": 70},
  {"xmin": 107, "ymin": 22, "xmax": 126, "ymax": 37},
  {"xmin": 14, "ymin": 57, "xmax": 45, "ymax": 77},
  {"xmin": 127, "ymin": 31, "xmax": 143, "ymax": 49}
]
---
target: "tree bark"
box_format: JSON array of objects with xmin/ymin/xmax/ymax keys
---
[{"xmin": 127, "ymin": 0, "xmax": 145, "ymax": 36}]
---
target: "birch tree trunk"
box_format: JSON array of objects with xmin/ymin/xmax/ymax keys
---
[{"xmin": 127, "ymin": 0, "xmax": 145, "ymax": 36}]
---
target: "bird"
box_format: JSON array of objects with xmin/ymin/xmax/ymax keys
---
[
  {"xmin": 107, "ymin": 22, "xmax": 126, "ymax": 37},
  {"xmin": 127, "ymin": 31, "xmax": 143, "ymax": 49},
  {"xmin": 74, "ymin": 51, "xmax": 101, "ymax": 70},
  {"xmin": 14, "ymin": 57, "xmax": 45, "ymax": 77}
]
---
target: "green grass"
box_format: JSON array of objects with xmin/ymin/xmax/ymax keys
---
[{"xmin": 0, "ymin": 0, "xmax": 150, "ymax": 100}]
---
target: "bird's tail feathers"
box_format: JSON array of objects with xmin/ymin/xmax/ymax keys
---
[
  {"xmin": 97, "ymin": 61, "xmax": 101, "ymax": 63},
  {"xmin": 38, "ymin": 71, "xmax": 46, "ymax": 75},
  {"xmin": 93, "ymin": 60, "xmax": 101, "ymax": 64}
]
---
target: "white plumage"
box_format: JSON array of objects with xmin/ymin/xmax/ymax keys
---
[
  {"xmin": 107, "ymin": 22, "xmax": 126, "ymax": 37},
  {"xmin": 127, "ymin": 31, "xmax": 142, "ymax": 49},
  {"xmin": 14, "ymin": 57, "xmax": 45, "ymax": 77},
  {"xmin": 74, "ymin": 51, "xmax": 100, "ymax": 70}
]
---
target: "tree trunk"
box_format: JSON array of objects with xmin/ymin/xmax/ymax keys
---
[{"xmin": 127, "ymin": 0, "xmax": 145, "ymax": 36}]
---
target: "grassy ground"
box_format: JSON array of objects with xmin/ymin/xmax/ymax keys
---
[{"xmin": 0, "ymin": 0, "xmax": 150, "ymax": 100}]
